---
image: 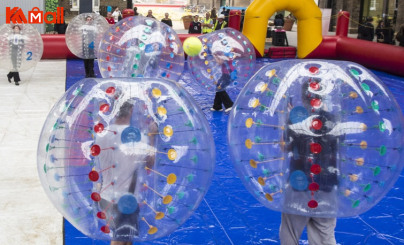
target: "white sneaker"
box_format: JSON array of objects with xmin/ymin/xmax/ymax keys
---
[
  {"xmin": 210, "ymin": 108, "xmax": 223, "ymax": 111},
  {"xmin": 225, "ymin": 107, "xmax": 232, "ymax": 113}
]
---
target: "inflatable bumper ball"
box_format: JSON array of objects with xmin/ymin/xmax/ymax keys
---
[
  {"xmin": 65, "ymin": 13, "xmax": 110, "ymax": 59},
  {"xmin": 98, "ymin": 16, "xmax": 184, "ymax": 82},
  {"xmin": 228, "ymin": 60, "xmax": 404, "ymax": 217},
  {"xmin": 185, "ymin": 28, "xmax": 256, "ymax": 94},
  {"xmin": 0, "ymin": 23, "xmax": 43, "ymax": 72},
  {"xmin": 37, "ymin": 78, "xmax": 215, "ymax": 242}
]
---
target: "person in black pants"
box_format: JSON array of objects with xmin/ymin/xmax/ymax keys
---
[
  {"xmin": 7, "ymin": 25, "xmax": 23, "ymax": 86},
  {"xmin": 82, "ymin": 15, "xmax": 96, "ymax": 78},
  {"xmin": 211, "ymin": 55, "xmax": 234, "ymax": 112}
]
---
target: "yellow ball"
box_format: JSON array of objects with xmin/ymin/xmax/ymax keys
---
[{"xmin": 183, "ymin": 37, "xmax": 202, "ymax": 57}]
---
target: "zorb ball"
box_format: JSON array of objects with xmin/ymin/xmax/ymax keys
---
[
  {"xmin": 37, "ymin": 78, "xmax": 215, "ymax": 242},
  {"xmin": 187, "ymin": 28, "xmax": 256, "ymax": 93},
  {"xmin": 228, "ymin": 60, "xmax": 404, "ymax": 217},
  {"xmin": 0, "ymin": 24, "xmax": 43, "ymax": 72},
  {"xmin": 98, "ymin": 16, "xmax": 184, "ymax": 82},
  {"xmin": 65, "ymin": 13, "xmax": 109, "ymax": 59}
]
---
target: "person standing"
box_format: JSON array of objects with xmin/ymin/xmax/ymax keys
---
[
  {"xmin": 188, "ymin": 15, "xmax": 202, "ymax": 34},
  {"xmin": 133, "ymin": 7, "xmax": 139, "ymax": 16},
  {"xmin": 396, "ymin": 24, "xmax": 404, "ymax": 47},
  {"xmin": 376, "ymin": 20, "xmax": 395, "ymax": 44},
  {"xmin": 161, "ymin": 13, "xmax": 173, "ymax": 27},
  {"xmin": 105, "ymin": 12, "xmax": 115, "ymax": 25},
  {"xmin": 82, "ymin": 15, "xmax": 96, "ymax": 78},
  {"xmin": 357, "ymin": 17, "xmax": 375, "ymax": 41},
  {"xmin": 201, "ymin": 12, "xmax": 213, "ymax": 34},
  {"xmin": 210, "ymin": 54, "xmax": 234, "ymax": 113},
  {"xmin": 146, "ymin": 10, "xmax": 156, "ymax": 19},
  {"xmin": 211, "ymin": 7, "xmax": 217, "ymax": 25},
  {"xmin": 112, "ymin": 7, "xmax": 122, "ymax": 23},
  {"xmin": 7, "ymin": 25, "xmax": 23, "ymax": 86},
  {"xmin": 96, "ymin": 100, "xmax": 157, "ymax": 245},
  {"xmin": 240, "ymin": 9, "xmax": 245, "ymax": 31},
  {"xmin": 54, "ymin": 21, "xmax": 67, "ymax": 34},
  {"xmin": 214, "ymin": 14, "xmax": 227, "ymax": 31},
  {"xmin": 279, "ymin": 82, "xmax": 340, "ymax": 245}
]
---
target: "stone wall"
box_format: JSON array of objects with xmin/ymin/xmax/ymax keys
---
[{"xmin": 396, "ymin": 0, "xmax": 404, "ymax": 32}]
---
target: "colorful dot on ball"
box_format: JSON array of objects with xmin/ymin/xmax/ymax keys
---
[{"xmin": 183, "ymin": 37, "xmax": 203, "ymax": 57}]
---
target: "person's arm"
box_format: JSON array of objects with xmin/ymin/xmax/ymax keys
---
[{"xmin": 208, "ymin": 19, "xmax": 213, "ymax": 28}]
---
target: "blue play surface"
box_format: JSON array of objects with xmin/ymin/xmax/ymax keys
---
[{"xmin": 64, "ymin": 59, "xmax": 404, "ymax": 245}]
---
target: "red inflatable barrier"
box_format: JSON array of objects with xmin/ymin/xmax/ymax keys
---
[
  {"xmin": 41, "ymin": 34, "xmax": 77, "ymax": 59},
  {"xmin": 306, "ymin": 11, "xmax": 404, "ymax": 77},
  {"xmin": 41, "ymin": 34, "xmax": 198, "ymax": 59}
]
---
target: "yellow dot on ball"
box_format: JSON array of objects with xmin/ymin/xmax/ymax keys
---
[{"xmin": 183, "ymin": 37, "xmax": 203, "ymax": 57}]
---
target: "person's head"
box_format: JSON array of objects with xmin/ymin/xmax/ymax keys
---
[
  {"xmin": 205, "ymin": 12, "xmax": 210, "ymax": 19},
  {"xmin": 115, "ymin": 7, "xmax": 119, "ymax": 11},
  {"xmin": 366, "ymin": 17, "xmax": 373, "ymax": 23},
  {"xmin": 165, "ymin": 13, "xmax": 169, "ymax": 18},
  {"xmin": 218, "ymin": 14, "xmax": 224, "ymax": 22},
  {"xmin": 13, "ymin": 25, "xmax": 21, "ymax": 33},
  {"xmin": 134, "ymin": 7, "xmax": 137, "ymax": 12},
  {"xmin": 194, "ymin": 15, "xmax": 199, "ymax": 22},
  {"xmin": 148, "ymin": 10, "xmax": 153, "ymax": 16},
  {"xmin": 107, "ymin": 12, "xmax": 112, "ymax": 18},
  {"xmin": 85, "ymin": 15, "xmax": 93, "ymax": 23}
]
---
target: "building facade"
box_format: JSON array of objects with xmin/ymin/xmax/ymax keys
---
[{"xmin": 319, "ymin": 0, "xmax": 404, "ymax": 32}]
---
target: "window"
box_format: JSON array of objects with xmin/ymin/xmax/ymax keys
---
[{"xmin": 70, "ymin": 0, "xmax": 100, "ymax": 12}]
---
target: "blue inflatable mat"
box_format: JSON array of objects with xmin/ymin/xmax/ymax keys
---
[{"xmin": 64, "ymin": 59, "xmax": 404, "ymax": 245}]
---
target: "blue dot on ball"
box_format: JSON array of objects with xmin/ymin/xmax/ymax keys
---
[
  {"xmin": 121, "ymin": 127, "xmax": 141, "ymax": 143},
  {"xmin": 290, "ymin": 170, "xmax": 308, "ymax": 191},
  {"xmin": 118, "ymin": 194, "xmax": 138, "ymax": 214},
  {"xmin": 289, "ymin": 106, "xmax": 309, "ymax": 124}
]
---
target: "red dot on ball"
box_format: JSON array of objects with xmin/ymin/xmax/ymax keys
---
[
  {"xmin": 309, "ymin": 182, "xmax": 320, "ymax": 191},
  {"xmin": 107, "ymin": 66, "xmax": 112, "ymax": 72},
  {"xmin": 308, "ymin": 200, "xmax": 318, "ymax": 208},
  {"xmin": 106, "ymin": 56, "xmax": 110, "ymax": 61},
  {"xmin": 167, "ymin": 74, "xmax": 170, "ymax": 78},
  {"xmin": 91, "ymin": 192, "xmax": 101, "ymax": 202},
  {"xmin": 106, "ymin": 46, "xmax": 111, "ymax": 52},
  {"xmin": 90, "ymin": 145, "xmax": 101, "ymax": 156},
  {"xmin": 310, "ymin": 98, "xmax": 322, "ymax": 108},
  {"xmin": 309, "ymin": 66, "xmax": 319, "ymax": 74},
  {"xmin": 99, "ymin": 104, "xmax": 110, "ymax": 113},
  {"xmin": 101, "ymin": 225, "xmax": 110, "ymax": 233},
  {"xmin": 97, "ymin": 212, "xmax": 106, "ymax": 219},
  {"xmin": 105, "ymin": 86, "xmax": 115, "ymax": 95},
  {"xmin": 94, "ymin": 123, "xmax": 104, "ymax": 133},
  {"xmin": 311, "ymin": 119, "xmax": 323, "ymax": 130},
  {"xmin": 310, "ymin": 164, "xmax": 322, "ymax": 174},
  {"xmin": 88, "ymin": 170, "xmax": 99, "ymax": 181},
  {"xmin": 310, "ymin": 82, "xmax": 320, "ymax": 90},
  {"xmin": 310, "ymin": 143, "xmax": 322, "ymax": 154}
]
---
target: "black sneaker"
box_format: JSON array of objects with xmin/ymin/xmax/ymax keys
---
[
  {"xmin": 15, "ymin": 81, "xmax": 19, "ymax": 86},
  {"xmin": 7, "ymin": 76, "xmax": 12, "ymax": 83}
]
